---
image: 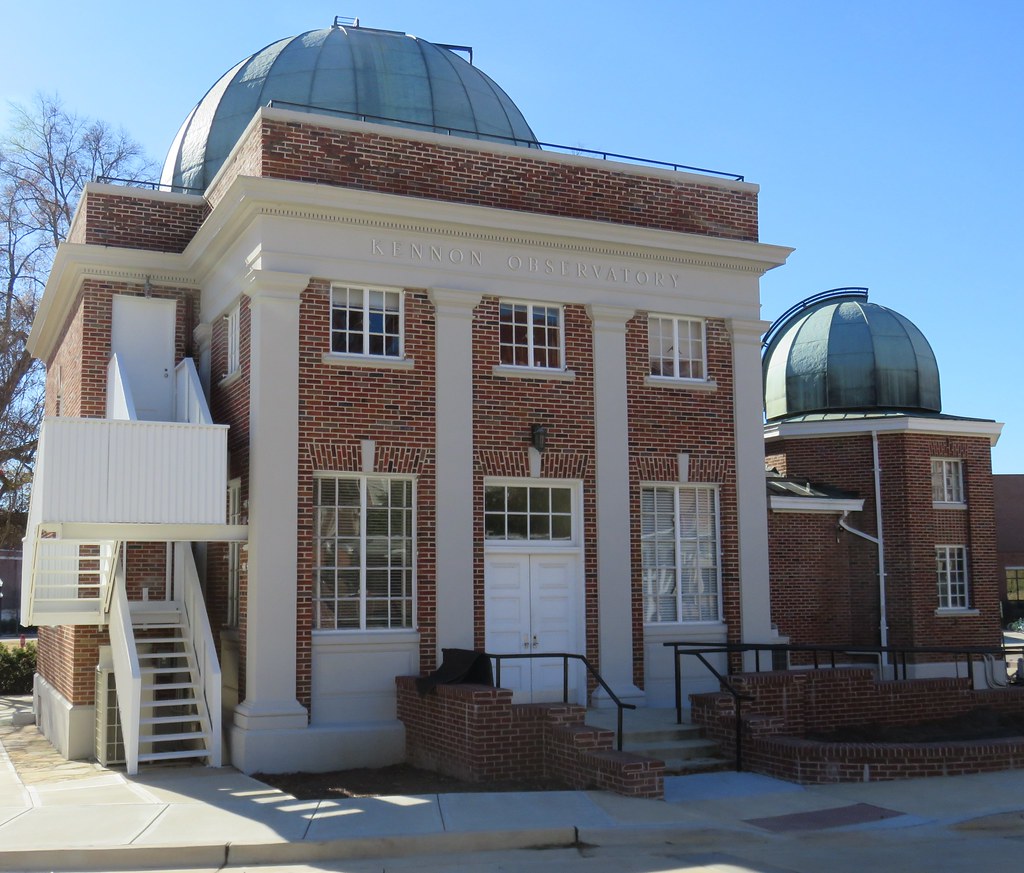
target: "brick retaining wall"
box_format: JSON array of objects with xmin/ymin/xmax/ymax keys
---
[
  {"xmin": 691, "ymin": 667, "xmax": 1024, "ymax": 783},
  {"xmin": 396, "ymin": 676, "xmax": 664, "ymax": 798}
]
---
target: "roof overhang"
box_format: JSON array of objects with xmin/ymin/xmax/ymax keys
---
[
  {"xmin": 769, "ymin": 496, "xmax": 865, "ymax": 514},
  {"xmin": 764, "ymin": 414, "xmax": 1003, "ymax": 447}
]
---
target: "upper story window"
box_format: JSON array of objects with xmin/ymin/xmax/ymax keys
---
[
  {"xmin": 331, "ymin": 285, "xmax": 403, "ymax": 358},
  {"xmin": 225, "ymin": 303, "xmax": 241, "ymax": 377},
  {"xmin": 931, "ymin": 458, "xmax": 964, "ymax": 506},
  {"xmin": 498, "ymin": 301, "xmax": 563, "ymax": 369},
  {"xmin": 936, "ymin": 544, "xmax": 969, "ymax": 610},
  {"xmin": 641, "ymin": 484, "xmax": 721, "ymax": 623},
  {"xmin": 648, "ymin": 315, "xmax": 706, "ymax": 380}
]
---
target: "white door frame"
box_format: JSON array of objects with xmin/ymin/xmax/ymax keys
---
[{"xmin": 482, "ymin": 478, "xmax": 586, "ymax": 703}]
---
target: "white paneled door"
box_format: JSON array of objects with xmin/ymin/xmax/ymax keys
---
[
  {"xmin": 111, "ymin": 295, "xmax": 176, "ymax": 422},
  {"xmin": 484, "ymin": 551, "xmax": 580, "ymax": 703}
]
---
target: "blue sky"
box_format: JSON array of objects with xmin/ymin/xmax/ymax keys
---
[{"xmin": 3, "ymin": 1, "xmax": 1021, "ymax": 472}]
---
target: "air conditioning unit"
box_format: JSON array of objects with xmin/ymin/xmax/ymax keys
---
[{"xmin": 95, "ymin": 668, "xmax": 125, "ymax": 766}]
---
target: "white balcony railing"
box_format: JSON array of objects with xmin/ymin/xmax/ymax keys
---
[{"xmin": 33, "ymin": 416, "xmax": 228, "ymax": 528}]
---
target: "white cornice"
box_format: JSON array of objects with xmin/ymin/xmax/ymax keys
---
[
  {"xmin": 188, "ymin": 175, "xmax": 793, "ymax": 282},
  {"xmin": 764, "ymin": 415, "xmax": 1004, "ymax": 446},
  {"xmin": 29, "ymin": 243, "xmax": 194, "ymax": 360}
]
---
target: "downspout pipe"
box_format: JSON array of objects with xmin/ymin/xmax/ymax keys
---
[{"xmin": 837, "ymin": 431, "xmax": 889, "ymax": 655}]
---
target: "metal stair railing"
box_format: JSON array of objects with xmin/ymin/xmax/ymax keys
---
[{"xmin": 485, "ymin": 651, "xmax": 636, "ymax": 751}]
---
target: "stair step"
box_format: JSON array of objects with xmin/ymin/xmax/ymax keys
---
[
  {"xmin": 134, "ymin": 635, "xmax": 184, "ymax": 643},
  {"xmin": 141, "ymin": 681, "xmax": 197, "ymax": 692},
  {"xmin": 137, "ymin": 749, "xmax": 210, "ymax": 763},
  {"xmin": 137, "ymin": 653, "xmax": 188, "ymax": 661},
  {"xmin": 142, "ymin": 667, "xmax": 193, "ymax": 677},
  {"xmin": 141, "ymin": 730, "xmax": 209, "ymax": 744},
  {"xmin": 141, "ymin": 697, "xmax": 199, "ymax": 709},
  {"xmin": 627, "ymin": 738, "xmax": 723, "ymax": 761},
  {"xmin": 620, "ymin": 726, "xmax": 705, "ymax": 744},
  {"xmin": 140, "ymin": 714, "xmax": 202, "ymax": 726},
  {"xmin": 664, "ymin": 756, "xmax": 732, "ymax": 774}
]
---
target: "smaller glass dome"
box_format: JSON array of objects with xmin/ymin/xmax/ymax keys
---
[{"xmin": 762, "ymin": 289, "xmax": 941, "ymax": 421}]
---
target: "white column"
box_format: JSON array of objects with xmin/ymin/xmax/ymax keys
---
[
  {"xmin": 730, "ymin": 318, "xmax": 777, "ymax": 662},
  {"xmin": 233, "ymin": 268, "xmax": 309, "ymax": 731},
  {"xmin": 587, "ymin": 304, "xmax": 644, "ymax": 704},
  {"xmin": 429, "ymin": 287, "xmax": 483, "ymax": 662}
]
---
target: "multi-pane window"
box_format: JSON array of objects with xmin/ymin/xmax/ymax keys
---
[
  {"xmin": 484, "ymin": 484, "xmax": 573, "ymax": 542},
  {"xmin": 498, "ymin": 301, "xmax": 562, "ymax": 369},
  {"xmin": 314, "ymin": 475, "xmax": 414, "ymax": 630},
  {"xmin": 331, "ymin": 285, "xmax": 402, "ymax": 358},
  {"xmin": 931, "ymin": 458, "xmax": 964, "ymax": 505},
  {"xmin": 641, "ymin": 485, "xmax": 721, "ymax": 622},
  {"xmin": 936, "ymin": 545, "xmax": 969, "ymax": 609},
  {"xmin": 1006, "ymin": 568, "xmax": 1024, "ymax": 602},
  {"xmin": 226, "ymin": 479, "xmax": 241, "ymax": 628},
  {"xmin": 648, "ymin": 316, "xmax": 706, "ymax": 380},
  {"xmin": 225, "ymin": 303, "xmax": 240, "ymax": 377}
]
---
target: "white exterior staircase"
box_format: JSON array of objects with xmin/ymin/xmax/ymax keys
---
[{"xmin": 132, "ymin": 602, "xmax": 216, "ymax": 765}]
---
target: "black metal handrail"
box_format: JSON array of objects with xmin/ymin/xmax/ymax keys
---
[
  {"xmin": 666, "ymin": 639, "xmax": 1022, "ymax": 772},
  {"xmin": 265, "ymin": 99, "xmax": 745, "ymax": 181},
  {"xmin": 484, "ymin": 651, "xmax": 636, "ymax": 750}
]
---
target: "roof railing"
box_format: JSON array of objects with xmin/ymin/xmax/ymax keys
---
[{"xmin": 762, "ymin": 287, "xmax": 869, "ymax": 348}]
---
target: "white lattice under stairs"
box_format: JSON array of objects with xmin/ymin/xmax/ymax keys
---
[{"xmin": 132, "ymin": 602, "xmax": 215, "ymax": 766}]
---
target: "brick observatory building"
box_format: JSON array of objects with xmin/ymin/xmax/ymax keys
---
[{"xmin": 19, "ymin": 22, "xmax": 1003, "ymax": 777}]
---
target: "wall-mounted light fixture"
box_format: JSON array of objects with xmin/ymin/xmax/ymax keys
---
[{"xmin": 531, "ymin": 424, "xmax": 548, "ymax": 453}]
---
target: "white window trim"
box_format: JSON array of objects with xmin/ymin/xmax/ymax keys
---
[
  {"xmin": 313, "ymin": 472, "xmax": 417, "ymax": 633},
  {"xmin": 483, "ymin": 478, "xmax": 581, "ymax": 548},
  {"xmin": 497, "ymin": 299, "xmax": 567, "ymax": 372},
  {"xmin": 935, "ymin": 543, "xmax": 970, "ymax": 610},
  {"xmin": 647, "ymin": 314, "xmax": 710, "ymax": 384},
  {"xmin": 226, "ymin": 478, "xmax": 242, "ymax": 629},
  {"xmin": 330, "ymin": 283, "xmax": 406, "ymax": 361},
  {"xmin": 931, "ymin": 457, "xmax": 965, "ymax": 507},
  {"xmin": 641, "ymin": 482, "xmax": 724, "ymax": 625},
  {"xmin": 224, "ymin": 303, "xmax": 240, "ymax": 379}
]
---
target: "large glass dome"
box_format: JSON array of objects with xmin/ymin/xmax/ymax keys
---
[
  {"xmin": 762, "ymin": 289, "xmax": 942, "ymax": 421},
  {"xmin": 161, "ymin": 22, "xmax": 538, "ymax": 192}
]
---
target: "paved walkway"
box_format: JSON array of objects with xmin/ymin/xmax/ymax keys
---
[{"xmin": 3, "ymin": 696, "xmax": 1024, "ymax": 872}]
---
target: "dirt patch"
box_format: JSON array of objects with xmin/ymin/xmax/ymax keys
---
[
  {"xmin": 805, "ymin": 708, "xmax": 1024, "ymax": 744},
  {"xmin": 256, "ymin": 763, "xmax": 571, "ymax": 799}
]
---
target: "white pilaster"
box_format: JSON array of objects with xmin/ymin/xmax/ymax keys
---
[
  {"xmin": 429, "ymin": 287, "xmax": 483, "ymax": 662},
  {"xmin": 730, "ymin": 318, "xmax": 778, "ymax": 662},
  {"xmin": 587, "ymin": 304, "xmax": 644, "ymax": 704},
  {"xmin": 233, "ymin": 268, "xmax": 309, "ymax": 732}
]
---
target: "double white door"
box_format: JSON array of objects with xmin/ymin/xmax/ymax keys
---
[{"xmin": 484, "ymin": 551, "xmax": 580, "ymax": 703}]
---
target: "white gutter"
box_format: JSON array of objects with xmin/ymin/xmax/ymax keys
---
[{"xmin": 837, "ymin": 430, "xmax": 889, "ymax": 655}]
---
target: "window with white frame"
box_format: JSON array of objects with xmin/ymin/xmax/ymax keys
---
[
  {"xmin": 1007, "ymin": 568, "xmax": 1024, "ymax": 602},
  {"xmin": 226, "ymin": 479, "xmax": 241, "ymax": 628},
  {"xmin": 641, "ymin": 485, "xmax": 721, "ymax": 622},
  {"xmin": 931, "ymin": 458, "xmax": 964, "ymax": 505},
  {"xmin": 314, "ymin": 474, "xmax": 415, "ymax": 630},
  {"xmin": 484, "ymin": 484, "xmax": 573, "ymax": 541},
  {"xmin": 936, "ymin": 545, "xmax": 969, "ymax": 609},
  {"xmin": 498, "ymin": 301, "xmax": 563, "ymax": 369},
  {"xmin": 648, "ymin": 316, "xmax": 706, "ymax": 380},
  {"xmin": 225, "ymin": 303, "xmax": 240, "ymax": 377},
  {"xmin": 330, "ymin": 285, "xmax": 403, "ymax": 358}
]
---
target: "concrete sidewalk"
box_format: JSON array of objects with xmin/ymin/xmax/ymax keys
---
[{"xmin": 2, "ymin": 697, "xmax": 1024, "ymax": 872}]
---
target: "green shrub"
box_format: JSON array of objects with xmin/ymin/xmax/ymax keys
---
[
  {"xmin": 0, "ymin": 643, "xmax": 36, "ymax": 694},
  {"xmin": 1008, "ymin": 618, "xmax": 1024, "ymax": 633}
]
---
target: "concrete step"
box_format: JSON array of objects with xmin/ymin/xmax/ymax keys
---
[
  {"xmin": 619, "ymin": 724, "xmax": 706, "ymax": 744},
  {"xmin": 626, "ymin": 736, "xmax": 724, "ymax": 761}
]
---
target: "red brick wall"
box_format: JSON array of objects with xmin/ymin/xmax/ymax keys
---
[
  {"xmin": 692, "ymin": 667, "xmax": 1024, "ymax": 783},
  {"xmin": 69, "ymin": 189, "xmax": 207, "ymax": 252},
  {"xmin": 216, "ymin": 116, "xmax": 758, "ymax": 241},
  {"xmin": 626, "ymin": 316, "xmax": 738, "ymax": 682},
  {"xmin": 295, "ymin": 281, "xmax": 437, "ymax": 707},
  {"xmin": 470, "ymin": 300, "xmax": 597, "ymax": 671},
  {"xmin": 767, "ymin": 431, "xmax": 1001, "ymax": 654},
  {"xmin": 396, "ymin": 676, "xmax": 664, "ymax": 797},
  {"xmin": 36, "ymin": 626, "xmax": 106, "ymax": 706}
]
